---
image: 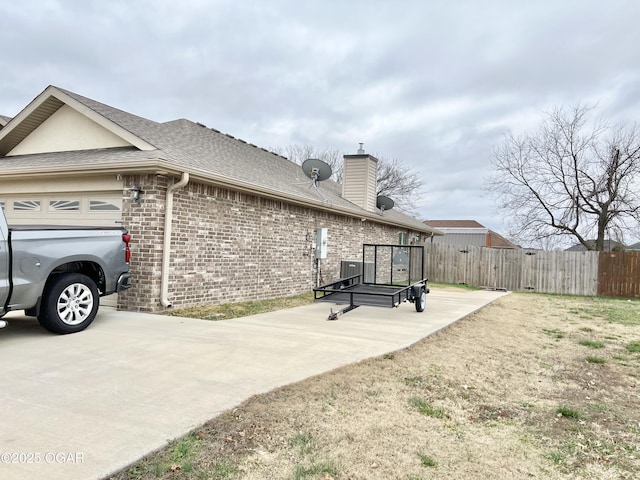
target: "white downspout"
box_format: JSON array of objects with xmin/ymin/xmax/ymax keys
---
[{"xmin": 160, "ymin": 172, "xmax": 190, "ymax": 308}]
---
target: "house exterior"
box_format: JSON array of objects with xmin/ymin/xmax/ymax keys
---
[
  {"xmin": 0, "ymin": 85, "xmax": 441, "ymax": 312},
  {"xmin": 628, "ymin": 242, "xmax": 640, "ymax": 251},
  {"xmin": 423, "ymin": 220, "xmax": 518, "ymax": 249}
]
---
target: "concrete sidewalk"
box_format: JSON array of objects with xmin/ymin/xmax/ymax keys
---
[{"xmin": 0, "ymin": 288, "xmax": 508, "ymax": 480}]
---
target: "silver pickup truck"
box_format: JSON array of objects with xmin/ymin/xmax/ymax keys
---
[{"xmin": 0, "ymin": 208, "xmax": 131, "ymax": 334}]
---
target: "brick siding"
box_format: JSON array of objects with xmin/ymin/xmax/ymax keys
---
[
  {"xmin": 118, "ymin": 174, "xmax": 167, "ymax": 311},
  {"xmin": 118, "ymin": 175, "xmax": 416, "ymax": 312}
]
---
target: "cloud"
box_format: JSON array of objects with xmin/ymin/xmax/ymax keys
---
[{"xmin": 2, "ymin": 0, "xmax": 640, "ymax": 238}]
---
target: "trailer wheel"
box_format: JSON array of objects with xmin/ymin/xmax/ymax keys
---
[
  {"xmin": 415, "ymin": 287, "xmax": 427, "ymax": 312},
  {"xmin": 38, "ymin": 273, "xmax": 99, "ymax": 334}
]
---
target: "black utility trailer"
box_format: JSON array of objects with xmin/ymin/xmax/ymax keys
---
[{"xmin": 313, "ymin": 244, "xmax": 429, "ymax": 320}]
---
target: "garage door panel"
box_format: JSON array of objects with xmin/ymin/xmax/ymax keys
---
[
  {"xmin": 1, "ymin": 194, "xmax": 123, "ymax": 226},
  {"xmin": 1, "ymin": 191, "xmax": 124, "ymax": 308}
]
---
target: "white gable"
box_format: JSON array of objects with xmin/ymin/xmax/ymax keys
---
[{"xmin": 6, "ymin": 104, "xmax": 132, "ymax": 156}]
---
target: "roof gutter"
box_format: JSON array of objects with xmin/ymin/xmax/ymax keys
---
[
  {"xmin": 160, "ymin": 172, "xmax": 189, "ymax": 308},
  {"xmin": 0, "ymin": 160, "xmax": 442, "ymax": 235}
]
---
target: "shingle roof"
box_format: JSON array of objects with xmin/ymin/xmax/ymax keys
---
[
  {"xmin": 627, "ymin": 242, "xmax": 640, "ymax": 251},
  {"xmin": 424, "ymin": 219, "xmax": 518, "ymax": 248},
  {"xmin": 0, "ymin": 147, "xmax": 166, "ymax": 170},
  {"xmin": 488, "ymin": 230, "xmax": 518, "ymax": 249},
  {"xmin": 53, "ymin": 90, "xmax": 363, "ymax": 211},
  {"xmin": 424, "ymin": 219, "xmax": 485, "ymax": 228},
  {"xmin": 0, "ymin": 86, "xmax": 437, "ymax": 235}
]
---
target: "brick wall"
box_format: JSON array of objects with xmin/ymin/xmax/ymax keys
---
[
  {"xmin": 119, "ymin": 175, "xmax": 415, "ymax": 312},
  {"xmin": 118, "ymin": 174, "xmax": 167, "ymax": 311}
]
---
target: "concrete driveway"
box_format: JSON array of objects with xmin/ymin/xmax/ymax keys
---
[{"xmin": 0, "ymin": 288, "xmax": 508, "ymax": 480}]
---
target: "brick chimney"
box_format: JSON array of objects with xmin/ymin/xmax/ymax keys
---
[{"xmin": 342, "ymin": 143, "xmax": 378, "ymax": 213}]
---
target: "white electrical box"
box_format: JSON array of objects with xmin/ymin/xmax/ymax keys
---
[{"xmin": 315, "ymin": 228, "xmax": 328, "ymax": 259}]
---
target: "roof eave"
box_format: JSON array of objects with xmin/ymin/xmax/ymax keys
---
[
  {"xmin": 0, "ymin": 160, "xmax": 440, "ymax": 236},
  {"xmin": 183, "ymin": 166, "xmax": 441, "ymax": 236}
]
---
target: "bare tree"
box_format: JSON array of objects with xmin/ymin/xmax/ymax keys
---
[
  {"xmin": 487, "ymin": 104, "xmax": 640, "ymax": 250},
  {"xmin": 272, "ymin": 145, "xmax": 344, "ymax": 183},
  {"xmin": 273, "ymin": 144, "xmax": 424, "ymax": 214},
  {"xmin": 374, "ymin": 155, "xmax": 424, "ymax": 214}
]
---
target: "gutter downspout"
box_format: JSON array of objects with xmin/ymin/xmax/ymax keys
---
[{"xmin": 160, "ymin": 172, "xmax": 190, "ymax": 308}]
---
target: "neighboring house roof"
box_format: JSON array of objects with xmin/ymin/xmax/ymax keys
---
[
  {"xmin": 565, "ymin": 240, "xmax": 626, "ymax": 252},
  {"xmin": 488, "ymin": 230, "xmax": 519, "ymax": 249},
  {"xmin": 424, "ymin": 220, "xmax": 485, "ymax": 229},
  {"xmin": 423, "ymin": 219, "xmax": 518, "ymax": 249},
  {"xmin": 627, "ymin": 242, "xmax": 640, "ymax": 251},
  {"xmin": 0, "ymin": 85, "xmax": 438, "ymax": 236},
  {"xmin": 0, "ymin": 115, "xmax": 11, "ymax": 129}
]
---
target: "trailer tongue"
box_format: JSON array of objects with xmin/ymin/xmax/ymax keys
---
[{"xmin": 313, "ymin": 244, "xmax": 429, "ymax": 320}]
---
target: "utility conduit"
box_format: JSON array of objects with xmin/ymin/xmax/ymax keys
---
[{"xmin": 160, "ymin": 172, "xmax": 189, "ymax": 308}]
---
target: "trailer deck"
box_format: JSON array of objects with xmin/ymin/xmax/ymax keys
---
[{"xmin": 313, "ymin": 244, "xmax": 429, "ymax": 320}]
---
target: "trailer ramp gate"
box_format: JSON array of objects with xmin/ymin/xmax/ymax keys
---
[{"xmin": 314, "ymin": 244, "xmax": 429, "ymax": 320}]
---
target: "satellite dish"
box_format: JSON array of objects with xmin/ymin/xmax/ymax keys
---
[
  {"xmin": 301, "ymin": 158, "xmax": 332, "ymax": 203},
  {"xmin": 376, "ymin": 195, "xmax": 395, "ymax": 214},
  {"xmin": 302, "ymin": 158, "xmax": 333, "ymax": 185}
]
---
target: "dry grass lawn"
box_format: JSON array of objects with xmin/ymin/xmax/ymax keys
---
[{"xmin": 111, "ymin": 291, "xmax": 640, "ymax": 480}]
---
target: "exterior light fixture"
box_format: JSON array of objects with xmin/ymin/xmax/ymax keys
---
[{"xmin": 130, "ymin": 186, "xmax": 142, "ymax": 204}]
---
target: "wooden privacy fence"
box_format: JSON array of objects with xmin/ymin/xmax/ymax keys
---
[
  {"xmin": 339, "ymin": 244, "xmax": 640, "ymax": 298},
  {"xmin": 598, "ymin": 251, "xmax": 640, "ymax": 298},
  {"xmin": 423, "ymin": 243, "xmax": 601, "ymax": 296}
]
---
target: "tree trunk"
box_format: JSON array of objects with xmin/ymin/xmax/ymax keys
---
[{"xmin": 595, "ymin": 213, "xmax": 608, "ymax": 251}]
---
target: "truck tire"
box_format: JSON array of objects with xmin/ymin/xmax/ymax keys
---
[
  {"xmin": 414, "ymin": 287, "xmax": 427, "ymax": 313},
  {"xmin": 38, "ymin": 273, "xmax": 99, "ymax": 334}
]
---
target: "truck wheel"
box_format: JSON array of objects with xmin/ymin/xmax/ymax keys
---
[
  {"xmin": 415, "ymin": 287, "xmax": 427, "ymax": 312},
  {"xmin": 38, "ymin": 273, "xmax": 99, "ymax": 334}
]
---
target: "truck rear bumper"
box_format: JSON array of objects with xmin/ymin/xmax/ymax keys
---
[{"xmin": 116, "ymin": 272, "xmax": 131, "ymax": 292}]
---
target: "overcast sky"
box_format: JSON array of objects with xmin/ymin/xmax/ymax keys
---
[{"xmin": 2, "ymin": 0, "xmax": 640, "ymax": 237}]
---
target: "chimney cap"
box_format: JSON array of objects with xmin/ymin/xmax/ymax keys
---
[{"xmin": 357, "ymin": 143, "xmax": 365, "ymax": 154}]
